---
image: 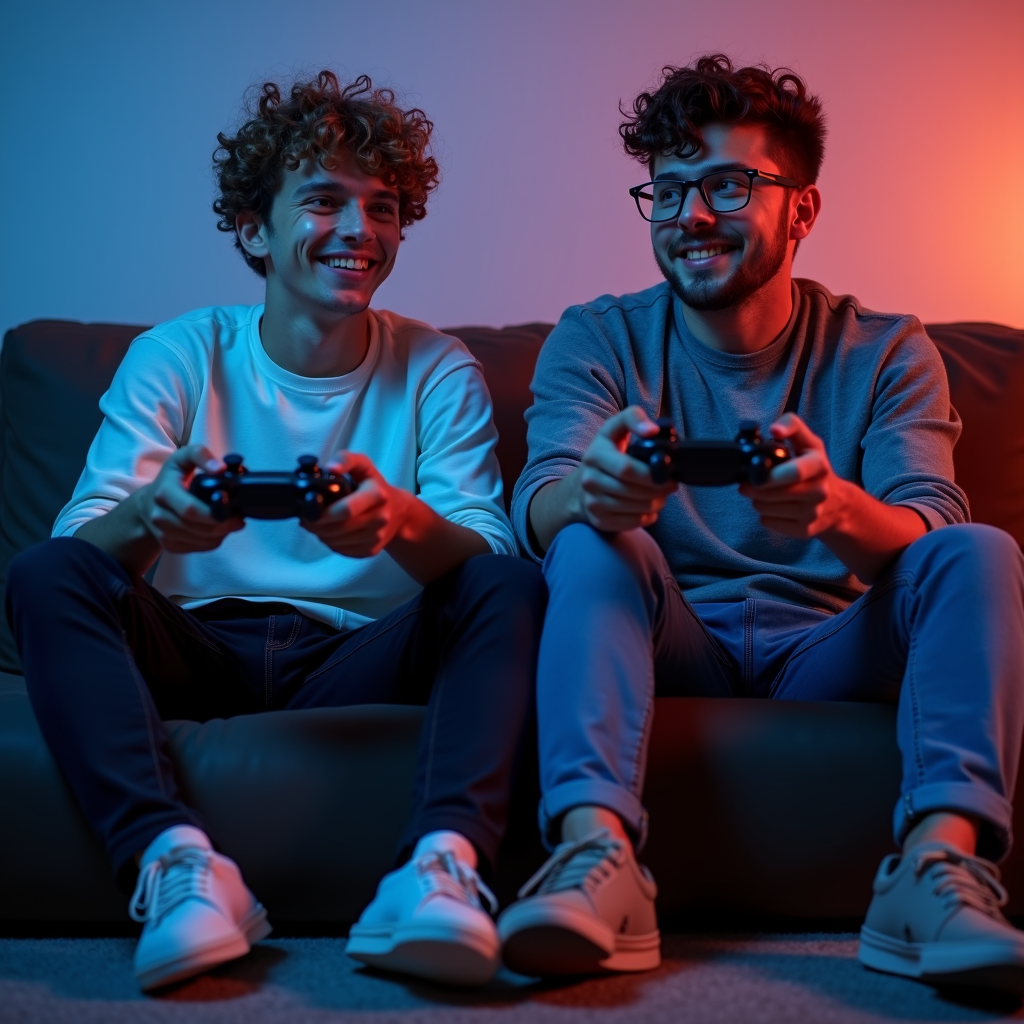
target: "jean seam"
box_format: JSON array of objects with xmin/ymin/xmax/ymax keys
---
[
  {"xmin": 629, "ymin": 657, "xmax": 656, "ymax": 799},
  {"xmin": 122, "ymin": 633, "xmax": 169, "ymax": 801},
  {"xmin": 264, "ymin": 616, "xmax": 276, "ymax": 711},
  {"xmin": 767, "ymin": 569, "xmax": 914, "ymax": 697},
  {"xmin": 303, "ymin": 606, "xmax": 426, "ymax": 683},
  {"xmin": 421, "ymin": 672, "xmax": 445, "ymax": 806},
  {"xmin": 264, "ymin": 614, "xmax": 301, "ymax": 711},
  {"xmin": 744, "ymin": 598, "xmax": 755, "ymax": 696}
]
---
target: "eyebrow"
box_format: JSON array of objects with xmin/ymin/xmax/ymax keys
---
[
  {"xmin": 291, "ymin": 179, "xmax": 399, "ymax": 201},
  {"xmin": 653, "ymin": 163, "xmax": 749, "ymax": 181}
]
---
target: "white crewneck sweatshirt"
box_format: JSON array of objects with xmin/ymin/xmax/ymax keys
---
[{"xmin": 53, "ymin": 304, "xmax": 517, "ymax": 631}]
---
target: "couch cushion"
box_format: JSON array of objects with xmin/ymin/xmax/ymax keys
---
[
  {"xmin": 0, "ymin": 322, "xmax": 141, "ymax": 672},
  {"xmin": 925, "ymin": 322, "xmax": 1024, "ymax": 550},
  {"xmin": 6, "ymin": 671, "xmax": 1024, "ymax": 923}
]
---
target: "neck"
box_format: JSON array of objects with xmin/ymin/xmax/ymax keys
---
[
  {"xmin": 259, "ymin": 280, "xmax": 370, "ymax": 378},
  {"xmin": 680, "ymin": 266, "xmax": 794, "ymax": 355}
]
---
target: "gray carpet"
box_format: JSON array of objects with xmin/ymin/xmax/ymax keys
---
[{"xmin": 3, "ymin": 933, "xmax": 1024, "ymax": 1023}]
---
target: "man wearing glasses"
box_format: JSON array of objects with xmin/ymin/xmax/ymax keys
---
[{"xmin": 497, "ymin": 54, "xmax": 1024, "ymax": 994}]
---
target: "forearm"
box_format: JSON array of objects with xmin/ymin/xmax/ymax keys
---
[
  {"xmin": 386, "ymin": 493, "xmax": 492, "ymax": 585},
  {"xmin": 527, "ymin": 473, "xmax": 586, "ymax": 555},
  {"xmin": 74, "ymin": 487, "xmax": 163, "ymax": 577},
  {"xmin": 819, "ymin": 481, "xmax": 927, "ymax": 584}
]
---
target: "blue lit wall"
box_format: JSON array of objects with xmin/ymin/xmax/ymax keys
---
[{"xmin": 1, "ymin": 0, "xmax": 1021, "ymax": 338}]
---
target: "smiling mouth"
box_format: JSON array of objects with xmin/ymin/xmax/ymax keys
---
[
  {"xmin": 318, "ymin": 256, "xmax": 374, "ymax": 271},
  {"xmin": 679, "ymin": 245, "xmax": 737, "ymax": 261}
]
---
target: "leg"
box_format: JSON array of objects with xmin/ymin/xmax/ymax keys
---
[
  {"xmin": 772, "ymin": 524, "xmax": 1024, "ymax": 992},
  {"xmin": 500, "ymin": 523, "xmax": 736, "ymax": 977},
  {"xmin": 772, "ymin": 524, "xmax": 1024, "ymax": 861},
  {"xmin": 294, "ymin": 554, "xmax": 545, "ymax": 986},
  {"xmin": 4, "ymin": 537, "xmax": 257, "ymax": 877},
  {"xmin": 4, "ymin": 537, "xmax": 269, "ymax": 990},
  {"xmin": 535, "ymin": 522, "xmax": 735, "ymax": 848},
  {"xmin": 289, "ymin": 553, "xmax": 546, "ymax": 870}
]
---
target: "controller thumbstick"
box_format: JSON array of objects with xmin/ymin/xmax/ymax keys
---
[
  {"xmin": 223, "ymin": 454, "xmax": 245, "ymax": 474},
  {"xmin": 654, "ymin": 417, "xmax": 677, "ymax": 442},
  {"xmin": 297, "ymin": 454, "xmax": 320, "ymax": 477},
  {"xmin": 737, "ymin": 421, "xmax": 761, "ymax": 445}
]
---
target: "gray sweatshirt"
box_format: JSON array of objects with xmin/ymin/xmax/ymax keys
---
[{"xmin": 511, "ymin": 279, "xmax": 970, "ymax": 614}]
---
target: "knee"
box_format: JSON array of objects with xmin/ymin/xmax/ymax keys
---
[
  {"xmin": 7, "ymin": 536, "xmax": 124, "ymax": 611},
  {"xmin": 906, "ymin": 523, "xmax": 1024, "ymax": 584},
  {"xmin": 544, "ymin": 523, "xmax": 664, "ymax": 589},
  {"xmin": 458, "ymin": 554, "xmax": 547, "ymax": 621}
]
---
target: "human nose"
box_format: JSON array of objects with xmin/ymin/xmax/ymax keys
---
[
  {"xmin": 675, "ymin": 183, "xmax": 716, "ymax": 232},
  {"xmin": 333, "ymin": 200, "xmax": 373, "ymax": 243}
]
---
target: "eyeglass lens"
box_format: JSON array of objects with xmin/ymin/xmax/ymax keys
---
[{"xmin": 636, "ymin": 172, "xmax": 753, "ymax": 221}]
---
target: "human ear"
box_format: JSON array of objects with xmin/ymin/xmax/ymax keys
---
[
  {"xmin": 789, "ymin": 185, "xmax": 822, "ymax": 241},
  {"xmin": 235, "ymin": 211, "xmax": 270, "ymax": 259}
]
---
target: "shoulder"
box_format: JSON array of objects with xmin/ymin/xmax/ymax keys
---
[
  {"xmin": 540, "ymin": 282, "xmax": 673, "ymax": 362},
  {"xmin": 128, "ymin": 304, "xmax": 262, "ymax": 367},
  {"xmin": 555, "ymin": 282, "xmax": 673, "ymax": 335},
  {"xmin": 371, "ymin": 307, "xmax": 480, "ymax": 379},
  {"xmin": 795, "ymin": 279, "xmax": 931, "ymax": 353}
]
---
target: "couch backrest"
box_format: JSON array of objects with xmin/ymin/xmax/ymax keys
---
[{"xmin": 1, "ymin": 317, "xmax": 1021, "ymax": 674}]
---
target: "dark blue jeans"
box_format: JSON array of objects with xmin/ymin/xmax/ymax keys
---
[
  {"xmin": 537, "ymin": 523, "xmax": 1024, "ymax": 861},
  {"xmin": 6, "ymin": 538, "xmax": 545, "ymax": 881}
]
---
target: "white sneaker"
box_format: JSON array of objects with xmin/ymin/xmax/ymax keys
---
[
  {"xmin": 497, "ymin": 828, "xmax": 660, "ymax": 976},
  {"xmin": 860, "ymin": 841, "xmax": 1024, "ymax": 992},
  {"xmin": 346, "ymin": 831, "xmax": 500, "ymax": 986},
  {"xmin": 129, "ymin": 825, "xmax": 271, "ymax": 991}
]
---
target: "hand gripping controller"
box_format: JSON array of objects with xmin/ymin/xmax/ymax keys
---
[
  {"xmin": 627, "ymin": 419, "xmax": 794, "ymax": 486},
  {"xmin": 189, "ymin": 454, "xmax": 356, "ymax": 521}
]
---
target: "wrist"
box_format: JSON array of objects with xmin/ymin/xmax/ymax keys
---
[{"xmin": 390, "ymin": 488, "xmax": 422, "ymax": 545}]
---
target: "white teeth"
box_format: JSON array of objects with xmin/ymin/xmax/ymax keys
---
[
  {"xmin": 324, "ymin": 257, "xmax": 369, "ymax": 270},
  {"xmin": 684, "ymin": 246, "xmax": 729, "ymax": 260}
]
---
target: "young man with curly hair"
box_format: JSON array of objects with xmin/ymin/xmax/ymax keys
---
[
  {"xmin": 498, "ymin": 55, "xmax": 1024, "ymax": 994},
  {"xmin": 5, "ymin": 72, "xmax": 544, "ymax": 990}
]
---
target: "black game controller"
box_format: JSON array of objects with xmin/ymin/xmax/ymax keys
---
[
  {"xmin": 189, "ymin": 454, "xmax": 356, "ymax": 521},
  {"xmin": 627, "ymin": 419, "xmax": 794, "ymax": 486}
]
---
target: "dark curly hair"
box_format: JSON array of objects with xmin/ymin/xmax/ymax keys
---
[
  {"xmin": 620, "ymin": 54, "xmax": 827, "ymax": 185},
  {"xmin": 214, "ymin": 71, "xmax": 440, "ymax": 276}
]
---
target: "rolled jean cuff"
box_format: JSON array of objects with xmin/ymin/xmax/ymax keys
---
[
  {"xmin": 895, "ymin": 782, "xmax": 1014, "ymax": 863},
  {"xmin": 539, "ymin": 779, "xmax": 649, "ymax": 852}
]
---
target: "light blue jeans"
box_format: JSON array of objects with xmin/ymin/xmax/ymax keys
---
[{"xmin": 537, "ymin": 523, "xmax": 1024, "ymax": 861}]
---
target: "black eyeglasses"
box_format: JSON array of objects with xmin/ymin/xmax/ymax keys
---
[{"xmin": 629, "ymin": 169, "xmax": 802, "ymax": 221}]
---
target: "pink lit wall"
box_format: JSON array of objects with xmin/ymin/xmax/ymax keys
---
[{"xmin": 1, "ymin": 0, "xmax": 1021, "ymax": 338}]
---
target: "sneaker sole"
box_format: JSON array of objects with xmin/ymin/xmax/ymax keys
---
[
  {"xmin": 860, "ymin": 926, "xmax": 1024, "ymax": 994},
  {"xmin": 136, "ymin": 905, "xmax": 271, "ymax": 992},
  {"xmin": 500, "ymin": 903, "xmax": 660, "ymax": 976},
  {"xmin": 347, "ymin": 922, "xmax": 499, "ymax": 986}
]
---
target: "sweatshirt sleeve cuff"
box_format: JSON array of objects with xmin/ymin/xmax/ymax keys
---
[{"xmin": 897, "ymin": 501, "xmax": 945, "ymax": 533}]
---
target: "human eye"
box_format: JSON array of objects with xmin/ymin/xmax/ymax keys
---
[
  {"xmin": 307, "ymin": 196, "xmax": 337, "ymax": 210},
  {"xmin": 654, "ymin": 183, "xmax": 682, "ymax": 207},
  {"xmin": 369, "ymin": 199, "xmax": 399, "ymax": 220},
  {"xmin": 707, "ymin": 173, "xmax": 747, "ymax": 197}
]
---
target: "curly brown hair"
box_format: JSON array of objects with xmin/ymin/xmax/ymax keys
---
[
  {"xmin": 620, "ymin": 54, "xmax": 827, "ymax": 185},
  {"xmin": 214, "ymin": 71, "xmax": 440, "ymax": 276}
]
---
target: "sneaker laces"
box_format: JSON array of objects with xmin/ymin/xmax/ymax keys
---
[
  {"xmin": 517, "ymin": 828, "xmax": 625, "ymax": 899},
  {"xmin": 414, "ymin": 850, "xmax": 498, "ymax": 917},
  {"xmin": 130, "ymin": 847, "xmax": 213, "ymax": 926},
  {"xmin": 913, "ymin": 846, "xmax": 1008, "ymax": 919}
]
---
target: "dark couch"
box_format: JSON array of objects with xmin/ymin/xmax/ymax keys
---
[{"xmin": 2, "ymin": 317, "xmax": 1023, "ymax": 925}]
